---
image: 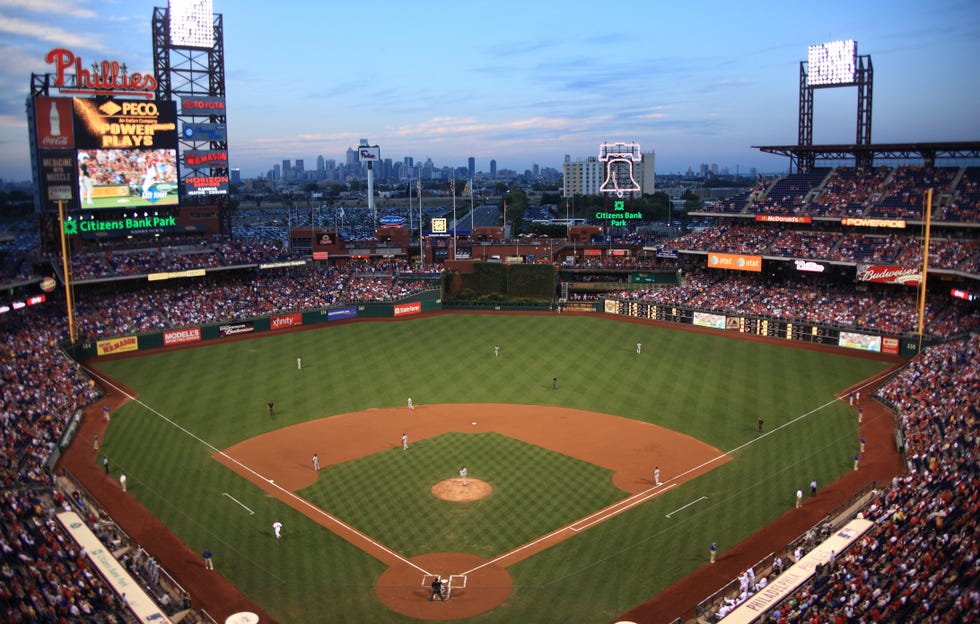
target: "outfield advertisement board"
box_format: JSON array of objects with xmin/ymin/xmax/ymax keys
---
[
  {"xmin": 270, "ymin": 313, "xmax": 303, "ymax": 330},
  {"xmin": 393, "ymin": 302, "xmax": 422, "ymax": 317},
  {"xmin": 219, "ymin": 322, "xmax": 254, "ymax": 337},
  {"xmin": 163, "ymin": 327, "xmax": 202, "ymax": 346},
  {"xmin": 96, "ymin": 335, "xmax": 138, "ymax": 356},
  {"xmin": 605, "ymin": 299, "xmax": 899, "ymax": 353}
]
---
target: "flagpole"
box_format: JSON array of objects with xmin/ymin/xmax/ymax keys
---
[
  {"xmin": 418, "ymin": 176, "xmax": 424, "ymax": 269},
  {"xmin": 451, "ymin": 176, "xmax": 457, "ymax": 261}
]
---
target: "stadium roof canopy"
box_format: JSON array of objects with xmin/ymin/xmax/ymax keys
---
[{"xmin": 752, "ymin": 140, "xmax": 980, "ymax": 171}]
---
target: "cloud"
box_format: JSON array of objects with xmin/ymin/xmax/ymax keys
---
[
  {"xmin": 0, "ymin": 11, "xmax": 107, "ymax": 50},
  {"xmin": 0, "ymin": 0, "xmax": 97, "ymax": 19}
]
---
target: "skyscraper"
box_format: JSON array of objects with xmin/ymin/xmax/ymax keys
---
[
  {"xmin": 490, "ymin": 159, "xmax": 496, "ymax": 178},
  {"xmin": 468, "ymin": 156, "xmax": 475, "ymax": 178}
]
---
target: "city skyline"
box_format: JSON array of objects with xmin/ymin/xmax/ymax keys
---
[{"xmin": 1, "ymin": 0, "xmax": 978, "ymax": 182}]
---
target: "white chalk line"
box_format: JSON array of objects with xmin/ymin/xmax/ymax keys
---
[
  {"xmin": 89, "ymin": 365, "xmax": 857, "ymax": 584},
  {"xmin": 84, "ymin": 367, "xmax": 430, "ymax": 577},
  {"xmin": 222, "ymin": 492, "xmax": 255, "ymax": 515},
  {"xmin": 665, "ymin": 495, "xmax": 708, "ymax": 518},
  {"xmin": 465, "ymin": 394, "xmax": 850, "ymax": 576}
]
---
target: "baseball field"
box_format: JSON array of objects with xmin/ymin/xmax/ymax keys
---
[{"xmin": 86, "ymin": 312, "xmax": 892, "ymax": 622}]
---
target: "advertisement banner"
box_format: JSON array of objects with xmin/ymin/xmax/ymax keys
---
[
  {"xmin": 38, "ymin": 150, "xmax": 76, "ymax": 211},
  {"xmin": 693, "ymin": 311, "xmax": 726, "ymax": 329},
  {"xmin": 56, "ymin": 512, "xmax": 173, "ymax": 624},
  {"xmin": 180, "ymin": 96, "xmax": 227, "ymax": 115},
  {"xmin": 881, "ymin": 336, "xmax": 900, "ymax": 355},
  {"xmin": 270, "ymin": 313, "xmax": 303, "ymax": 330},
  {"xmin": 708, "ymin": 252, "xmax": 762, "ymax": 272},
  {"xmin": 755, "ymin": 214, "xmax": 812, "ymax": 224},
  {"xmin": 838, "ymin": 331, "xmax": 882, "ymax": 352},
  {"xmin": 96, "ymin": 335, "xmax": 138, "ymax": 356},
  {"xmin": 73, "ymin": 98, "xmax": 178, "ymax": 150},
  {"xmin": 327, "ymin": 306, "xmax": 358, "ymax": 321},
  {"xmin": 181, "ymin": 123, "xmax": 227, "ymax": 141},
  {"xmin": 219, "ymin": 322, "xmax": 254, "ymax": 337},
  {"xmin": 185, "ymin": 176, "xmax": 229, "ymax": 196},
  {"xmin": 393, "ymin": 302, "xmax": 422, "ymax": 317},
  {"xmin": 163, "ymin": 327, "xmax": 202, "ymax": 346},
  {"xmin": 841, "ymin": 217, "xmax": 906, "ymax": 229},
  {"xmin": 856, "ymin": 264, "xmax": 921, "ymax": 286},
  {"xmin": 35, "ymin": 97, "xmax": 76, "ymax": 150},
  {"xmin": 723, "ymin": 518, "xmax": 873, "ymax": 624},
  {"xmin": 182, "ymin": 150, "xmax": 228, "ymax": 169}
]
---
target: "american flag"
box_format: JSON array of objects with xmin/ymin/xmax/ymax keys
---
[{"xmin": 416, "ymin": 178, "xmax": 422, "ymax": 198}]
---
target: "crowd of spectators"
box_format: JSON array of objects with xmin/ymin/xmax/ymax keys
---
[
  {"xmin": 697, "ymin": 164, "xmax": 978, "ymax": 223},
  {"xmin": 612, "ymin": 272, "xmax": 979, "ymax": 338},
  {"xmin": 0, "ymin": 488, "xmax": 131, "ymax": 622},
  {"xmin": 754, "ymin": 335, "xmax": 980, "ymax": 623},
  {"xmin": 661, "ymin": 225, "xmax": 978, "ymax": 273}
]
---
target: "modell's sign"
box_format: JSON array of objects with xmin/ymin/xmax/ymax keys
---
[
  {"xmin": 45, "ymin": 48, "xmax": 156, "ymax": 98},
  {"xmin": 856, "ymin": 264, "xmax": 922, "ymax": 286},
  {"xmin": 163, "ymin": 328, "xmax": 202, "ymax": 346}
]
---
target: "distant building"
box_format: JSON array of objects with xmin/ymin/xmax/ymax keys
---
[
  {"xmin": 490, "ymin": 159, "xmax": 496, "ymax": 178},
  {"xmin": 639, "ymin": 151, "xmax": 656, "ymax": 195},
  {"xmin": 468, "ymin": 156, "xmax": 475, "ymax": 179},
  {"xmin": 562, "ymin": 156, "xmax": 603, "ymax": 196}
]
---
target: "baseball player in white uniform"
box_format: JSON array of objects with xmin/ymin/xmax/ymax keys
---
[{"xmin": 273, "ymin": 520, "xmax": 283, "ymax": 539}]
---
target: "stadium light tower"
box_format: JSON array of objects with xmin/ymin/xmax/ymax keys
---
[{"xmin": 798, "ymin": 40, "xmax": 873, "ymax": 170}]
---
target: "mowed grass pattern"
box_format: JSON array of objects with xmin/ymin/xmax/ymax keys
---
[
  {"xmin": 92, "ymin": 314, "xmax": 891, "ymax": 623},
  {"xmin": 305, "ymin": 432, "xmax": 622, "ymax": 557}
]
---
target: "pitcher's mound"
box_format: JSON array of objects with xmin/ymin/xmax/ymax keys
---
[{"xmin": 431, "ymin": 478, "xmax": 491, "ymax": 501}]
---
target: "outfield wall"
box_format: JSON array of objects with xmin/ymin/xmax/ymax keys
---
[
  {"xmin": 601, "ymin": 298, "xmax": 926, "ymax": 358},
  {"xmin": 67, "ymin": 296, "xmax": 924, "ymax": 361},
  {"xmin": 67, "ymin": 300, "xmax": 441, "ymax": 360}
]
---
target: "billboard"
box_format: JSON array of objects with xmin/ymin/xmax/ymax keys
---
[
  {"xmin": 358, "ymin": 145, "xmax": 380, "ymax": 162},
  {"xmin": 34, "ymin": 96, "xmax": 180, "ymax": 209},
  {"xmin": 707, "ymin": 252, "xmax": 762, "ymax": 272}
]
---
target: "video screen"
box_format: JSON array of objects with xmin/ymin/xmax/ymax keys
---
[{"xmin": 77, "ymin": 148, "xmax": 179, "ymax": 208}]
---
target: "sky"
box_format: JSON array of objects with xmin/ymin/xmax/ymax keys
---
[{"xmin": 0, "ymin": 0, "xmax": 979, "ymax": 181}]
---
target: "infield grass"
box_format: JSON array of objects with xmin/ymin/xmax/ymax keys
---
[{"xmin": 92, "ymin": 313, "xmax": 890, "ymax": 623}]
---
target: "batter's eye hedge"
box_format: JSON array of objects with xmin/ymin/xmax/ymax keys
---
[{"xmin": 443, "ymin": 262, "xmax": 556, "ymax": 302}]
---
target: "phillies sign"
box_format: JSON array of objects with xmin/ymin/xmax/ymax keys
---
[{"xmin": 45, "ymin": 48, "xmax": 157, "ymax": 98}]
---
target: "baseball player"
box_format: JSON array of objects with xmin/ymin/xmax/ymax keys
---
[
  {"xmin": 636, "ymin": 342, "xmax": 642, "ymax": 355},
  {"xmin": 297, "ymin": 357, "xmax": 302, "ymax": 370},
  {"xmin": 653, "ymin": 466, "xmax": 661, "ymax": 486},
  {"xmin": 494, "ymin": 345, "xmax": 500, "ymax": 357},
  {"xmin": 273, "ymin": 520, "xmax": 283, "ymax": 539},
  {"xmin": 402, "ymin": 433, "xmax": 409, "ymax": 451},
  {"xmin": 407, "ymin": 397, "xmax": 414, "ymax": 410},
  {"xmin": 312, "ymin": 453, "xmax": 320, "ymax": 471},
  {"xmin": 460, "ymin": 466, "xmax": 468, "ymax": 486}
]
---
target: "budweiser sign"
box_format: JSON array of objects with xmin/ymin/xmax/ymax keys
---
[
  {"xmin": 45, "ymin": 48, "xmax": 157, "ymax": 97},
  {"xmin": 856, "ymin": 264, "xmax": 922, "ymax": 286}
]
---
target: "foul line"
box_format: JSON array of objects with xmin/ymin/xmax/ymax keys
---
[
  {"xmin": 84, "ymin": 367, "xmax": 431, "ymax": 577},
  {"xmin": 463, "ymin": 483, "xmax": 677, "ymax": 576},
  {"xmin": 665, "ymin": 496, "xmax": 707, "ymax": 518},
  {"xmin": 222, "ymin": 492, "xmax": 255, "ymax": 515},
  {"xmin": 88, "ymin": 364, "xmax": 858, "ymax": 584}
]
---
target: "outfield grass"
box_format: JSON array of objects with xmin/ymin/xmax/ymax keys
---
[{"xmin": 93, "ymin": 314, "xmax": 890, "ymax": 622}]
